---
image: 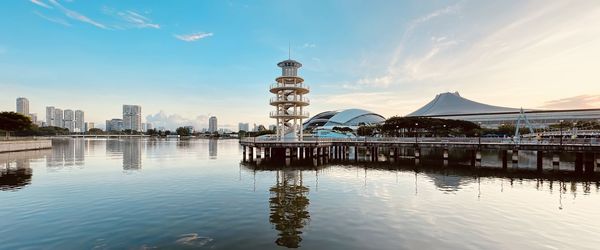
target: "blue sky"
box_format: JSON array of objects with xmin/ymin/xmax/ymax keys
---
[{"xmin": 1, "ymin": 0, "xmax": 600, "ymax": 130}]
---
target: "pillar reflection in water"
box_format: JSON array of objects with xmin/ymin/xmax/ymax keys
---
[
  {"xmin": 269, "ymin": 170, "xmax": 310, "ymax": 248},
  {"xmin": 209, "ymin": 139, "xmax": 218, "ymax": 159}
]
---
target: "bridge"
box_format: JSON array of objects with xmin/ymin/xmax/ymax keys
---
[
  {"xmin": 55, "ymin": 134, "xmax": 150, "ymax": 138},
  {"xmin": 239, "ymin": 137, "xmax": 600, "ymax": 173}
]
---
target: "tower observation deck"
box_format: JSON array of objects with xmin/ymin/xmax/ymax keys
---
[{"xmin": 270, "ymin": 59, "xmax": 310, "ymax": 141}]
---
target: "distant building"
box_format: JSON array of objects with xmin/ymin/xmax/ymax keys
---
[
  {"xmin": 269, "ymin": 125, "xmax": 277, "ymax": 131},
  {"xmin": 209, "ymin": 116, "xmax": 218, "ymax": 133},
  {"xmin": 45, "ymin": 106, "xmax": 55, "ymax": 127},
  {"xmin": 64, "ymin": 109, "xmax": 75, "ymax": 132},
  {"xmin": 238, "ymin": 122, "xmax": 249, "ymax": 132},
  {"xmin": 16, "ymin": 97, "xmax": 29, "ymax": 116},
  {"xmin": 123, "ymin": 105, "xmax": 142, "ymax": 131},
  {"xmin": 75, "ymin": 110, "xmax": 84, "ymax": 132},
  {"xmin": 85, "ymin": 122, "xmax": 94, "ymax": 132},
  {"xmin": 29, "ymin": 113, "xmax": 38, "ymax": 124},
  {"xmin": 106, "ymin": 119, "xmax": 124, "ymax": 132},
  {"xmin": 146, "ymin": 123, "xmax": 153, "ymax": 130},
  {"xmin": 54, "ymin": 108, "xmax": 64, "ymax": 128}
]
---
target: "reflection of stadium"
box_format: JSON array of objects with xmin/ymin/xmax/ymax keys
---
[
  {"xmin": 303, "ymin": 109, "xmax": 385, "ymax": 137},
  {"xmin": 408, "ymin": 92, "xmax": 600, "ymax": 128}
]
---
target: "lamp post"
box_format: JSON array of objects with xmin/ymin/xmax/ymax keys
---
[
  {"xmin": 559, "ymin": 120, "xmax": 564, "ymax": 145},
  {"xmin": 396, "ymin": 125, "xmax": 399, "ymax": 139},
  {"xmin": 478, "ymin": 122, "xmax": 482, "ymax": 145},
  {"xmin": 415, "ymin": 122, "xmax": 419, "ymax": 144},
  {"xmin": 442, "ymin": 124, "xmax": 446, "ymax": 138}
]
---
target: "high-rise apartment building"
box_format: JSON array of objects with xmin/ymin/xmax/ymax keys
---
[
  {"xmin": 209, "ymin": 116, "xmax": 218, "ymax": 133},
  {"xmin": 64, "ymin": 109, "xmax": 75, "ymax": 132},
  {"xmin": 123, "ymin": 105, "xmax": 142, "ymax": 132},
  {"xmin": 75, "ymin": 110, "xmax": 84, "ymax": 132},
  {"xmin": 54, "ymin": 108, "xmax": 64, "ymax": 128},
  {"xmin": 106, "ymin": 119, "xmax": 124, "ymax": 132},
  {"xmin": 238, "ymin": 122, "xmax": 249, "ymax": 132},
  {"xmin": 46, "ymin": 106, "xmax": 55, "ymax": 127},
  {"xmin": 85, "ymin": 122, "xmax": 94, "ymax": 132},
  {"xmin": 30, "ymin": 113, "xmax": 37, "ymax": 124},
  {"xmin": 16, "ymin": 97, "xmax": 29, "ymax": 116}
]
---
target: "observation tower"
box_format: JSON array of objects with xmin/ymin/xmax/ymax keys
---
[{"xmin": 269, "ymin": 59, "xmax": 310, "ymax": 141}]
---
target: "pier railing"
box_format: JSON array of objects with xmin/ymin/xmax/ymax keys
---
[{"xmin": 240, "ymin": 136, "xmax": 600, "ymax": 146}]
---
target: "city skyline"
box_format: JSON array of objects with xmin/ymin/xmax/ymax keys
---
[{"xmin": 1, "ymin": 1, "xmax": 600, "ymax": 129}]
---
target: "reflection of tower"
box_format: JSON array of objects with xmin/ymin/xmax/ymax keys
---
[
  {"xmin": 269, "ymin": 170, "xmax": 310, "ymax": 248},
  {"xmin": 209, "ymin": 139, "xmax": 218, "ymax": 159},
  {"xmin": 123, "ymin": 139, "xmax": 142, "ymax": 170},
  {"xmin": 270, "ymin": 58, "xmax": 310, "ymax": 141}
]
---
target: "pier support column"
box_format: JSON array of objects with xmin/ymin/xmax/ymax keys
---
[
  {"xmin": 243, "ymin": 146, "xmax": 247, "ymax": 161},
  {"xmin": 575, "ymin": 152, "xmax": 584, "ymax": 173},
  {"xmin": 256, "ymin": 147, "xmax": 262, "ymax": 159},
  {"xmin": 414, "ymin": 148, "xmax": 420, "ymax": 158},
  {"xmin": 354, "ymin": 146, "xmax": 358, "ymax": 161},
  {"xmin": 595, "ymin": 153, "xmax": 599, "ymax": 172},
  {"xmin": 249, "ymin": 147, "xmax": 254, "ymax": 161},
  {"xmin": 443, "ymin": 148, "xmax": 449, "ymax": 160},
  {"xmin": 501, "ymin": 150, "xmax": 508, "ymax": 169},
  {"xmin": 552, "ymin": 153, "xmax": 560, "ymax": 171},
  {"xmin": 511, "ymin": 150, "xmax": 519, "ymax": 166},
  {"xmin": 537, "ymin": 151, "xmax": 543, "ymax": 171},
  {"xmin": 584, "ymin": 152, "xmax": 594, "ymax": 174},
  {"xmin": 285, "ymin": 148, "xmax": 291, "ymax": 158},
  {"xmin": 475, "ymin": 150, "xmax": 482, "ymax": 167}
]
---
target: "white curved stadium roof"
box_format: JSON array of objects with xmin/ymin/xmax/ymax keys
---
[{"xmin": 407, "ymin": 92, "xmax": 520, "ymax": 116}]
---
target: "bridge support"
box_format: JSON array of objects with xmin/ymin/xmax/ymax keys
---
[
  {"xmin": 575, "ymin": 152, "xmax": 583, "ymax": 173},
  {"xmin": 475, "ymin": 150, "xmax": 482, "ymax": 167},
  {"xmin": 243, "ymin": 146, "xmax": 247, "ymax": 161},
  {"xmin": 511, "ymin": 150, "xmax": 519, "ymax": 166},
  {"xmin": 265, "ymin": 147, "xmax": 271, "ymax": 158},
  {"xmin": 552, "ymin": 153, "xmax": 560, "ymax": 171},
  {"xmin": 354, "ymin": 146, "xmax": 358, "ymax": 161},
  {"xmin": 537, "ymin": 151, "xmax": 543, "ymax": 171},
  {"xmin": 501, "ymin": 150, "xmax": 507, "ymax": 169},
  {"xmin": 248, "ymin": 147, "xmax": 254, "ymax": 161},
  {"xmin": 256, "ymin": 147, "xmax": 262, "ymax": 159},
  {"xmin": 584, "ymin": 152, "xmax": 594, "ymax": 174},
  {"xmin": 414, "ymin": 148, "xmax": 420, "ymax": 158}
]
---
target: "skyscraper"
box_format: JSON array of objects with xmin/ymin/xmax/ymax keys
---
[
  {"xmin": 75, "ymin": 110, "xmax": 84, "ymax": 132},
  {"xmin": 54, "ymin": 108, "xmax": 64, "ymax": 128},
  {"xmin": 123, "ymin": 105, "xmax": 142, "ymax": 132},
  {"xmin": 46, "ymin": 106, "xmax": 55, "ymax": 127},
  {"xmin": 106, "ymin": 119, "xmax": 124, "ymax": 132},
  {"xmin": 209, "ymin": 116, "xmax": 218, "ymax": 133},
  {"xmin": 238, "ymin": 122, "xmax": 249, "ymax": 132},
  {"xmin": 64, "ymin": 109, "xmax": 75, "ymax": 132},
  {"xmin": 16, "ymin": 97, "xmax": 29, "ymax": 116}
]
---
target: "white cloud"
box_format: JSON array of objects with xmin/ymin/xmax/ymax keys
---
[
  {"xmin": 146, "ymin": 111, "xmax": 209, "ymax": 130},
  {"xmin": 30, "ymin": 0, "xmax": 52, "ymax": 9},
  {"xmin": 48, "ymin": 0, "xmax": 108, "ymax": 29},
  {"xmin": 33, "ymin": 11, "xmax": 71, "ymax": 26},
  {"xmin": 539, "ymin": 95, "xmax": 600, "ymax": 110},
  {"xmin": 102, "ymin": 7, "xmax": 160, "ymax": 29},
  {"xmin": 174, "ymin": 32, "xmax": 214, "ymax": 42},
  {"xmin": 303, "ymin": 43, "xmax": 316, "ymax": 48}
]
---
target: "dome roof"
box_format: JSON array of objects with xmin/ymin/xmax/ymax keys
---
[
  {"xmin": 303, "ymin": 109, "xmax": 385, "ymax": 130},
  {"xmin": 407, "ymin": 92, "xmax": 519, "ymax": 116}
]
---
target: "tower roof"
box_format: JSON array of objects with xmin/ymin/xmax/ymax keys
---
[
  {"xmin": 277, "ymin": 59, "xmax": 302, "ymax": 68},
  {"xmin": 407, "ymin": 92, "xmax": 520, "ymax": 116}
]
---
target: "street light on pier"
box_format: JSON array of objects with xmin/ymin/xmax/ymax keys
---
[
  {"xmin": 559, "ymin": 120, "xmax": 564, "ymax": 145},
  {"xmin": 415, "ymin": 122, "xmax": 419, "ymax": 144}
]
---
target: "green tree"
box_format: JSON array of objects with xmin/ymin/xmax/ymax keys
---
[
  {"xmin": 0, "ymin": 112, "xmax": 32, "ymax": 135},
  {"xmin": 176, "ymin": 127, "xmax": 191, "ymax": 136},
  {"xmin": 357, "ymin": 126, "xmax": 375, "ymax": 136},
  {"xmin": 88, "ymin": 128, "xmax": 104, "ymax": 135}
]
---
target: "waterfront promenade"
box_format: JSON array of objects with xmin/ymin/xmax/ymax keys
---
[{"xmin": 0, "ymin": 137, "xmax": 52, "ymax": 153}]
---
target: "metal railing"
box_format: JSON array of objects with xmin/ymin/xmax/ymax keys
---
[
  {"xmin": 269, "ymin": 97, "xmax": 310, "ymax": 104},
  {"xmin": 269, "ymin": 83, "xmax": 310, "ymax": 90},
  {"xmin": 240, "ymin": 136, "xmax": 600, "ymax": 146},
  {"xmin": 269, "ymin": 111, "xmax": 310, "ymax": 118}
]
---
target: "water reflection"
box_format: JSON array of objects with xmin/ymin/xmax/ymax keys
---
[
  {"xmin": 269, "ymin": 170, "xmax": 310, "ymax": 248},
  {"xmin": 209, "ymin": 139, "xmax": 217, "ymax": 159},
  {"xmin": 122, "ymin": 139, "xmax": 142, "ymax": 170},
  {"xmin": 0, "ymin": 149, "xmax": 50, "ymax": 191},
  {"xmin": 47, "ymin": 139, "xmax": 85, "ymax": 168}
]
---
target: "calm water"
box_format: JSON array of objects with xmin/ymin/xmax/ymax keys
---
[{"xmin": 1, "ymin": 138, "xmax": 600, "ymax": 249}]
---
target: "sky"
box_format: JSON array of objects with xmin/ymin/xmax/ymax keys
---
[{"xmin": 1, "ymin": 0, "xmax": 600, "ymax": 130}]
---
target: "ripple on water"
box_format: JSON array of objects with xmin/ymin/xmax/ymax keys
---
[{"xmin": 175, "ymin": 233, "xmax": 214, "ymax": 248}]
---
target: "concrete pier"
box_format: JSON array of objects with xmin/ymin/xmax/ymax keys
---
[{"xmin": 0, "ymin": 139, "xmax": 52, "ymax": 153}]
